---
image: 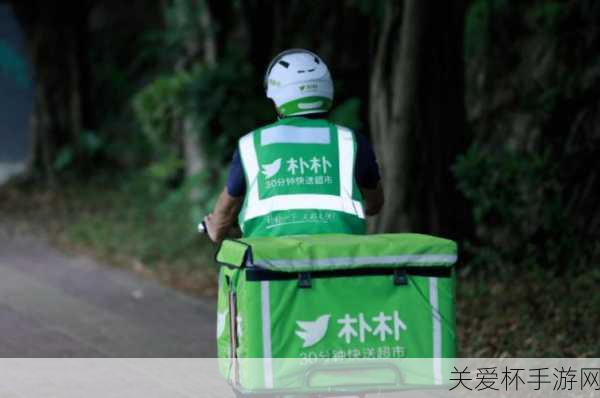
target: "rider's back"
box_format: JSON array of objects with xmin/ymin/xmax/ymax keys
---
[{"xmin": 237, "ymin": 116, "xmax": 367, "ymax": 237}]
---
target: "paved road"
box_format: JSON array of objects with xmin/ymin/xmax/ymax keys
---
[{"xmin": 0, "ymin": 228, "xmax": 217, "ymax": 357}]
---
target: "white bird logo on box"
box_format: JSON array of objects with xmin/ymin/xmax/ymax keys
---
[
  {"xmin": 261, "ymin": 158, "xmax": 281, "ymax": 179},
  {"xmin": 295, "ymin": 314, "xmax": 331, "ymax": 348}
]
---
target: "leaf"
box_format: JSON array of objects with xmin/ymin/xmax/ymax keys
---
[
  {"xmin": 53, "ymin": 148, "xmax": 74, "ymax": 171},
  {"xmin": 80, "ymin": 130, "xmax": 103, "ymax": 154}
]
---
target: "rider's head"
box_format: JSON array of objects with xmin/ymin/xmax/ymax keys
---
[{"xmin": 264, "ymin": 49, "xmax": 334, "ymax": 118}]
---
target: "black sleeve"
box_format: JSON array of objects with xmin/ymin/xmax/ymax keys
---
[
  {"xmin": 226, "ymin": 149, "xmax": 246, "ymax": 197},
  {"xmin": 354, "ymin": 132, "xmax": 382, "ymax": 190}
]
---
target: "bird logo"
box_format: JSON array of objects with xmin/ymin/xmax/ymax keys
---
[
  {"xmin": 295, "ymin": 314, "xmax": 331, "ymax": 348},
  {"xmin": 261, "ymin": 158, "xmax": 282, "ymax": 179}
]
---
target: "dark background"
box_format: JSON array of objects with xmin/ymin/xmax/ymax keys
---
[
  {"xmin": 0, "ymin": 0, "xmax": 598, "ymax": 356},
  {"xmin": 0, "ymin": 3, "xmax": 32, "ymax": 163}
]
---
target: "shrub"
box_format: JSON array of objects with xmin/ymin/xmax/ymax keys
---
[
  {"xmin": 453, "ymin": 144, "xmax": 582, "ymax": 271},
  {"xmin": 131, "ymin": 57, "xmax": 272, "ymax": 221}
]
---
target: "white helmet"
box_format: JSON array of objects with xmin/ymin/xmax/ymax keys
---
[{"xmin": 264, "ymin": 49, "xmax": 334, "ymax": 117}]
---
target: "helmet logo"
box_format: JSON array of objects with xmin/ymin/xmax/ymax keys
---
[{"xmin": 299, "ymin": 83, "xmax": 318, "ymax": 93}]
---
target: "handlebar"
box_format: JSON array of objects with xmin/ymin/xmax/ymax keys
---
[{"xmin": 197, "ymin": 221, "xmax": 207, "ymax": 234}]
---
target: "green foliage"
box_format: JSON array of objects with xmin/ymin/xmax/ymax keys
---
[
  {"xmin": 453, "ymin": 144, "xmax": 581, "ymax": 270},
  {"xmin": 132, "ymin": 70, "xmax": 188, "ymax": 144},
  {"xmin": 132, "ymin": 66, "xmax": 200, "ymax": 192},
  {"xmin": 53, "ymin": 130, "xmax": 106, "ymax": 172},
  {"xmin": 53, "ymin": 148, "xmax": 74, "ymax": 172},
  {"xmin": 184, "ymin": 60, "xmax": 272, "ymax": 147},
  {"xmin": 458, "ymin": 267, "xmax": 600, "ymax": 356},
  {"xmin": 330, "ymin": 97, "xmax": 362, "ymax": 131},
  {"xmin": 162, "ymin": 0, "xmax": 210, "ymax": 57},
  {"xmin": 79, "ymin": 130, "xmax": 104, "ymax": 154},
  {"xmin": 347, "ymin": 0, "xmax": 386, "ymax": 20},
  {"xmin": 131, "ymin": 68, "xmax": 190, "ymax": 182},
  {"xmin": 464, "ymin": 0, "xmax": 509, "ymax": 58},
  {"xmin": 145, "ymin": 157, "xmax": 184, "ymax": 189},
  {"xmin": 63, "ymin": 177, "xmax": 216, "ymax": 279},
  {"xmin": 130, "ymin": 0, "xmax": 270, "ymax": 226},
  {"xmin": 528, "ymin": 1, "xmax": 567, "ymax": 32},
  {"xmin": 132, "ymin": 59, "xmax": 270, "ymax": 185}
]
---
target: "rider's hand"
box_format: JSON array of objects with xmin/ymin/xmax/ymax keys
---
[
  {"xmin": 203, "ymin": 213, "xmax": 219, "ymax": 243},
  {"xmin": 203, "ymin": 188, "xmax": 243, "ymax": 243}
]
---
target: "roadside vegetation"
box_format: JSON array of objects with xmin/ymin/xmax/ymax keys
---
[{"xmin": 0, "ymin": 177, "xmax": 217, "ymax": 297}]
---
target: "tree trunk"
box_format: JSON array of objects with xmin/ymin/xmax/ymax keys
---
[
  {"xmin": 172, "ymin": 0, "xmax": 217, "ymax": 199},
  {"xmin": 369, "ymin": 0, "xmax": 471, "ymax": 240},
  {"xmin": 9, "ymin": 0, "xmax": 90, "ymax": 185},
  {"xmin": 11, "ymin": 0, "xmax": 89, "ymax": 184},
  {"xmin": 369, "ymin": 0, "xmax": 422, "ymax": 233}
]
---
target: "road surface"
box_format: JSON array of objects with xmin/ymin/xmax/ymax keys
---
[{"xmin": 0, "ymin": 226, "xmax": 217, "ymax": 357}]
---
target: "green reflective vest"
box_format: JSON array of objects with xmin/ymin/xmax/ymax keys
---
[{"xmin": 238, "ymin": 117, "xmax": 366, "ymax": 237}]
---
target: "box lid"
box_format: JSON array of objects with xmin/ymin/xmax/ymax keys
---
[{"xmin": 216, "ymin": 233, "xmax": 457, "ymax": 272}]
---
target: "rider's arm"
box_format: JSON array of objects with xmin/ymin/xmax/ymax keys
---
[
  {"xmin": 204, "ymin": 188, "xmax": 243, "ymax": 243},
  {"xmin": 361, "ymin": 182, "xmax": 384, "ymax": 216},
  {"xmin": 204, "ymin": 150, "xmax": 245, "ymax": 243},
  {"xmin": 355, "ymin": 133, "xmax": 384, "ymax": 216}
]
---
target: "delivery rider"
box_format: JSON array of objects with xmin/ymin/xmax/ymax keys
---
[{"xmin": 204, "ymin": 49, "xmax": 383, "ymax": 242}]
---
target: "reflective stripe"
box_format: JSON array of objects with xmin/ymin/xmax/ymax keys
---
[
  {"xmin": 337, "ymin": 126, "xmax": 354, "ymax": 198},
  {"xmin": 239, "ymin": 126, "xmax": 365, "ymax": 222},
  {"xmin": 260, "ymin": 125, "xmax": 330, "ymax": 146},
  {"xmin": 261, "ymin": 281, "xmax": 273, "ymax": 388},
  {"xmin": 429, "ymin": 277, "xmax": 442, "ymax": 385},
  {"xmin": 238, "ymin": 133, "xmax": 260, "ymax": 222},
  {"xmin": 253, "ymin": 254, "xmax": 457, "ymax": 270},
  {"xmin": 244, "ymin": 194, "xmax": 364, "ymax": 221},
  {"xmin": 337, "ymin": 126, "xmax": 363, "ymax": 218}
]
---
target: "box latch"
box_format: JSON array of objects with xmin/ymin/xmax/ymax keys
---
[
  {"xmin": 298, "ymin": 272, "xmax": 312, "ymax": 288},
  {"xmin": 393, "ymin": 268, "xmax": 408, "ymax": 286}
]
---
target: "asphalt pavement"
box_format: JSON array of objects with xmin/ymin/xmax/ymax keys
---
[{"xmin": 0, "ymin": 227, "xmax": 217, "ymax": 357}]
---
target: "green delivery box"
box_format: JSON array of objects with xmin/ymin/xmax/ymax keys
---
[{"xmin": 215, "ymin": 233, "xmax": 457, "ymax": 394}]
